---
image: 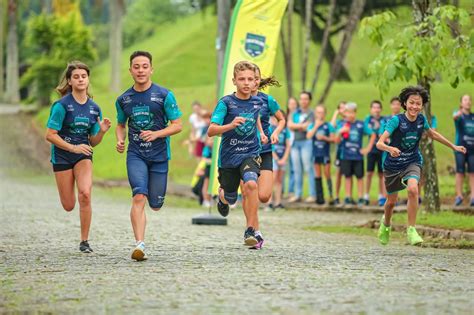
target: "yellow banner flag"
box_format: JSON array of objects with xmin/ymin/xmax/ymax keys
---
[{"xmin": 210, "ymin": 0, "xmax": 288, "ymax": 194}]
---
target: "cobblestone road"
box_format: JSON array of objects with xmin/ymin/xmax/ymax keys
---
[{"xmin": 1, "ymin": 113, "xmax": 473, "ymax": 314}]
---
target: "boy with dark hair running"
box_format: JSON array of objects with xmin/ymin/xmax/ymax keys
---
[
  {"xmin": 115, "ymin": 51, "xmax": 183, "ymax": 261},
  {"xmin": 208, "ymin": 61, "xmax": 265, "ymax": 249},
  {"xmin": 377, "ymin": 86, "xmax": 466, "ymax": 246}
]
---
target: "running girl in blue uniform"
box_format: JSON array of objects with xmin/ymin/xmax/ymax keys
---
[
  {"xmin": 307, "ymin": 105, "xmax": 335, "ymax": 205},
  {"xmin": 252, "ymin": 64, "xmax": 286, "ymax": 204},
  {"xmin": 208, "ymin": 61, "xmax": 264, "ymax": 249},
  {"xmin": 46, "ymin": 61, "xmax": 111, "ymax": 253},
  {"xmin": 115, "ymin": 51, "xmax": 183, "ymax": 261},
  {"xmin": 377, "ymin": 86, "xmax": 466, "ymax": 246}
]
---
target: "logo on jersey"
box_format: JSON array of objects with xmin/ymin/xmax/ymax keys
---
[
  {"xmin": 89, "ymin": 105, "xmax": 99, "ymax": 116},
  {"xmin": 67, "ymin": 104, "xmax": 74, "ymax": 112},
  {"xmin": 70, "ymin": 116, "xmax": 90, "ymax": 135},
  {"xmin": 349, "ymin": 130, "xmax": 360, "ymax": 142},
  {"xmin": 150, "ymin": 93, "xmax": 163, "ymax": 103},
  {"xmin": 122, "ymin": 95, "xmax": 132, "ymax": 104},
  {"xmin": 401, "ymin": 131, "xmax": 419, "ymax": 150},
  {"xmin": 131, "ymin": 105, "xmax": 154, "ymax": 130},
  {"xmin": 242, "ymin": 33, "xmax": 267, "ymax": 58},
  {"xmin": 235, "ymin": 113, "xmax": 256, "ymax": 136},
  {"xmin": 465, "ymin": 121, "xmax": 474, "ymax": 136}
]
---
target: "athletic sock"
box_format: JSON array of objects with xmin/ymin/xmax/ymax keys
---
[
  {"xmin": 364, "ymin": 193, "xmax": 369, "ymax": 200},
  {"xmin": 326, "ymin": 179, "xmax": 333, "ymax": 198}
]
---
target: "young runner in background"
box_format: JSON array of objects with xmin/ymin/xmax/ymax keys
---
[
  {"xmin": 251, "ymin": 64, "xmax": 286, "ymax": 204},
  {"xmin": 330, "ymin": 101, "xmax": 346, "ymax": 205},
  {"xmin": 364, "ymin": 100, "xmax": 386, "ymax": 206},
  {"xmin": 270, "ymin": 115, "xmax": 291, "ymax": 209},
  {"xmin": 307, "ymin": 105, "xmax": 335, "ymax": 205},
  {"xmin": 336, "ymin": 102, "xmax": 375, "ymax": 206},
  {"xmin": 453, "ymin": 94, "xmax": 474, "ymax": 206}
]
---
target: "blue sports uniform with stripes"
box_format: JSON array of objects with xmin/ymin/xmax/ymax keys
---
[
  {"xmin": 453, "ymin": 110, "xmax": 474, "ymax": 173},
  {"xmin": 308, "ymin": 122, "xmax": 335, "ymax": 162},
  {"xmin": 115, "ymin": 83, "xmax": 182, "ymax": 208},
  {"xmin": 46, "ymin": 94, "xmax": 101, "ymax": 166},
  {"xmin": 382, "ymin": 113, "xmax": 430, "ymax": 172},
  {"xmin": 211, "ymin": 93, "xmax": 263, "ymax": 169},
  {"xmin": 256, "ymin": 91, "xmax": 281, "ymax": 154}
]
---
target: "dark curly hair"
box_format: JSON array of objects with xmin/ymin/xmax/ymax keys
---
[{"xmin": 399, "ymin": 86, "xmax": 429, "ymax": 110}]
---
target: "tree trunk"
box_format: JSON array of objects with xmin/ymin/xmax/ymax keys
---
[
  {"xmin": 419, "ymin": 77, "xmax": 440, "ymax": 212},
  {"xmin": 412, "ymin": 0, "xmax": 440, "ymax": 212},
  {"xmin": 5, "ymin": 0, "xmax": 19, "ymax": 104},
  {"xmin": 0, "ymin": 0, "xmax": 5, "ymax": 101},
  {"xmin": 318, "ymin": 0, "xmax": 365, "ymax": 104},
  {"xmin": 302, "ymin": 5, "xmax": 351, "ymax": 82},
  {"xmin": 281, "ymin": 0, "xmax": 294, "ymax": 100},
  {"xmin": 109, "ymin": 0, "xmax": 124, "ymax": 93},
  {"xmin": 216, "ymin": 0, "xmax": 230, "ymax": 96},
  {"xmin": 310, "ymin": 0, "xmax": 335, "ymax": 95},
  {"xmin": 42, "ymin": 0, "xmax": 52, "ymax": 13},
  {"xmin": 301, "ymin": 0, "xmax": 312, "ymax": 91}
]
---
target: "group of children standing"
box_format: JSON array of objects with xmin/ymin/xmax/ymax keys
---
[{"xmin": 44, "ymin": 52, "xmax": 471, "ymax": 258}]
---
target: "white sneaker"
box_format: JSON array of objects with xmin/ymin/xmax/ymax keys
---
[
  {"xmin": 288, "ymin": 196, "xmax": 301, "ymax": 203},
  {"xmin": 305, "ymin": 196, "xmax": 316, "ymax": 203},
  {"xmin": 131, "ymin": 242, "xmax": 148, "ymax": 261}
]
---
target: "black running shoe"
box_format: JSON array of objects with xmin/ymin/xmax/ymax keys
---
[
  {"xmin": 243, "ymin": 227, "xmax": 257, "ymax": 246},
  {"xmin": 79, "ymin": 240, "xmax": 93, "ymax": 253},
  {"xmin": 217, "ymin": 198, "xmax": 230, "ymax": 217}
]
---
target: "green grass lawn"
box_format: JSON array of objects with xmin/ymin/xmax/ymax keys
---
[
  {"xmin": 305, "ymin": 225, "xmax": 474, "ymax": 249},
  {"xmin": 392, "ymin": 211, "xmax": 474, "ymax": 231},
  {"xmin": 35, "ymin": 3, "xmax": 474, "ymax": 196}
]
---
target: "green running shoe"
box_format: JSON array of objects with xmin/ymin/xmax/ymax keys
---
[
  {"xmin": 378, "ymin": 216, "xmax": 391, "ymax": 245},
  {"xmin": 407, "ymin": 226, "xmax": 423, "ymax": 245}
]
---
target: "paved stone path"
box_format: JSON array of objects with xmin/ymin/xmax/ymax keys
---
[{"xmin": 1, "ymin": 112, "xmax": 473, "ymax": 314}]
